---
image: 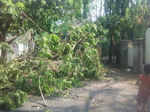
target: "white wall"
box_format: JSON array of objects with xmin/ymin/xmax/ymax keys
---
[{"xmin": 145, "ymin": 28, "xmax": 150, "ymax": 64}]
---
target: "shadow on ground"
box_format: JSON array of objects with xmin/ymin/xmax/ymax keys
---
[{"xmin": 8, "ymin": 80, "xmax": 137, "ymax": 112}]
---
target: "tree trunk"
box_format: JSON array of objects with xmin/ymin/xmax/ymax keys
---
[
  {"xmin": 108, "ymin": 34, "xmax": 113, "ymax": 64},
  {"xmin": 115, "ymin": 43, "xmax": 121, "ymax": 65},
  {"xmin": 0, "ymin": 33, "xmax": 7, "ymax": 64}
]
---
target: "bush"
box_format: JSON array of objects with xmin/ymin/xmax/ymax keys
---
[
  {"xmin": 0, "ymin": 90, "xmax": 27, "ymax": 110},
  {"xmin": 58, "ymin": 23, "xmax": 105, "ymax": 79}
]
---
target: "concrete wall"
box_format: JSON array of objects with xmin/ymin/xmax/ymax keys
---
[
  {"xmin": 145, "ymin": 28, "xmax": 150, "ymax": 64},
  {"xmin": 0, "ymin": 30, "xmax": 35, "ymax": 62},
  {"xmin": 120, "ymin": 39, "xmax": 144, "ymax": 72}
]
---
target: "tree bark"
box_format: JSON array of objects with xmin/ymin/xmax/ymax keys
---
[
  {"xmin": 0, "ymin": 33, "xmax": 7, "ymax": 64},
  {"xmin": 108, "ymin": 34, "xmax": 113, "ymax": 64}
]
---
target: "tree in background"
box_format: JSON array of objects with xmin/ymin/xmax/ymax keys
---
[{"xmin": 98, "ymin": 0, "xmax": 150, "ymax": 64}]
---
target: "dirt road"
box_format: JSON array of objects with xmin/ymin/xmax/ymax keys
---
[{"xmin": 13, "ymin": 71, "xmax": 138, "ymax": 112}]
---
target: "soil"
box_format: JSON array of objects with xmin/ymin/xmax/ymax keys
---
[{"xmin": 2, "ymin": 68, "xmax": 139, "ymax": 112}]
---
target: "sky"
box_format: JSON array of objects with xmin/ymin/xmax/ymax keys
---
[{"xmin": 88, "ymin": 0, "xmax": 104, "ymax": 21}]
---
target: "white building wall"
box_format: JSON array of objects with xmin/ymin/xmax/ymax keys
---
[{"xmin": 145, "ymin": 28, "xmax": 150, "ymax": 64}]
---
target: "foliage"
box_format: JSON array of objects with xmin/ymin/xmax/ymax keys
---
[
  {"xmin": 0, "ymin": 62, "xmax": 28, "ymax": 110},
  {"xmin": 0, "ymin": 21, "xmax": 107, "ymax": 110},
  {"xmin": 96, "ymin": 0, "xmax": 150, "ymax": 63},
  {"xmin": 0, "ymin": 57, "xmax": 81, "ymax": 110},
  {"xmin": 36, "ymin": 33, "xmax": 63, "ymax": 59},
  {"xmin": 0, "ymin": 90, "xmax": 27, "ymax": 110},
  {"xmin": 15, "ymin": 59, "xmax": 81, "ymax": 96},
  {"xmin": 37, "ymin": 23, "xmax": 105, "ymax": 79},
  {"xmin": 62, "ymin": 23, "xmax": 105, "ymax": 79},
  {"xmin": 103, "ymin": 0, "xmax": 150, "ymax": 40},
  {"xmin": 0, "ymin": 0, "xmax": 25, "ymax": 34},
  {"xmin": 0, "ymin": 0, "xmax": 102, "ymax": 109}
]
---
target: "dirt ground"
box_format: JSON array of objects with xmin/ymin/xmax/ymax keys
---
[{"xmin": 3, "ymin": 68, "xmax": 139, "ymax": 112}]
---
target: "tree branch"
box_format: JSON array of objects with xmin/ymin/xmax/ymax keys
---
[
  {"xmin": 6, "ymin": 36, "xmax": 18, "ymax": 44},
  {"xmin": 21, "ymin": 12, "xmax": 48, "ymax": 33}
]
